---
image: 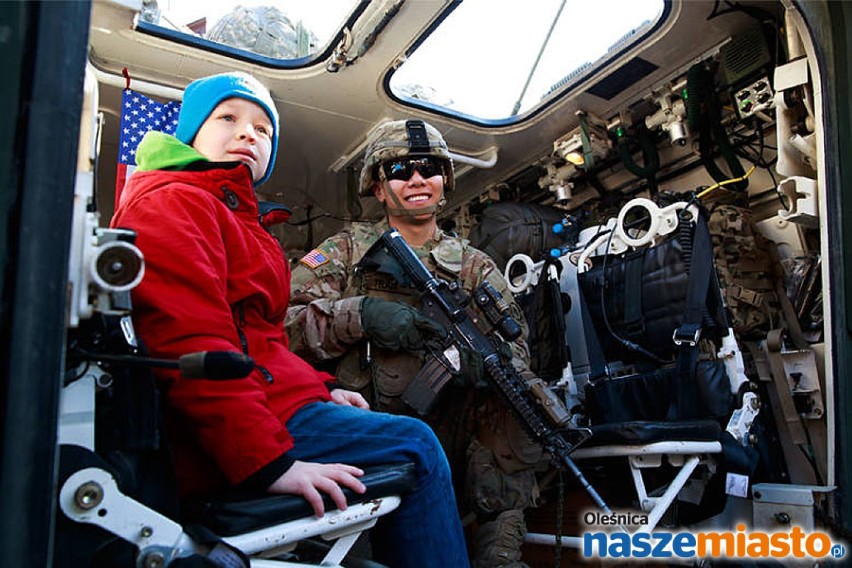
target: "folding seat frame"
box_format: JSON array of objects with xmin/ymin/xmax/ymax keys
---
[
  {"xmin": 58, "ymin": 358, "xmax": 413, "ymax": 568},
  {"xmin": 570, "ymin": 438, "xmax": 723, "ymax": 532}
]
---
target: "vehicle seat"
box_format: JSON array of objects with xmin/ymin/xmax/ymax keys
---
[
  {"xmin": 58, "ymin": 313, "xmax": 416, "ymax": 568},
  {"xmin": 58, "ymin": 353, "xmax": 416, "ymax": 568},
  {"xmin": 555, "ymin": 201, "xmax": 757, "ymax": 535},
  {"xmin": 570, "ymin": 420, "xmax": 723, "ymax": 532}
]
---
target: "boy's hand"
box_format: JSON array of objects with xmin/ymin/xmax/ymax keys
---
[
  {"xmin": 267, "ymin": 461, "xmax": 366, "ymax": 517},
  {"xmin": 330, "ymin": 389, "xmax": 370, "ymax": 409}
]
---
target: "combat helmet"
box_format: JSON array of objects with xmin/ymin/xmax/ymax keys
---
[
  {"xmin": 207, "ymin": 5, "xmax": 317, "ymax": 59},
  {"xmin": 358, "ymin": 119, "xmax": 455, "ymax": 196}
]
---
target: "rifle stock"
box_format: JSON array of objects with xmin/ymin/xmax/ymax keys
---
[{"xmin": 372, "ymin": 229, "xmax": 613, "ymax": 514}]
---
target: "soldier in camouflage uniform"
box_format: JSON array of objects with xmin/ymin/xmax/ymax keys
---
[
  {"xmin": 286, "ymin": 120, "xmax": 541, "ymax": 567},
  {"xmin": 207, "ymin": 5, "xmax": 317, "ymax": 59}
]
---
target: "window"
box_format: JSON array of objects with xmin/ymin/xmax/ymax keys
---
[
  {"xmin": 139, "ymin": 0, "xmax": 360, "ymax": 64},
  {"xmin": 388, "ymin": 0, "xmax": 667, "ymax": 123}
]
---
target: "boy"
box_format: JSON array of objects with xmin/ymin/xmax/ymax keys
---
[{"xmin": 111, "ymin": 72, "xmax": 469, "ymax": 568}]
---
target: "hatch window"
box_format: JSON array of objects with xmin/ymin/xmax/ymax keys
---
[
  {"xmin": 139, "ymin": 0, "xmax": 359, "ymax": 65},
  {"xmin": 388, "ymin": 0, "xmax": 668, "ymax": 123}
]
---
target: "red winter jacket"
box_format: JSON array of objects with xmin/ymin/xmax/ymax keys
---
[{"xmin": 111, "ymin": 140, "xmax": 332, "ymax": 496}]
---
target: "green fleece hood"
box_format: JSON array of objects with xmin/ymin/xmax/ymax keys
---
[{"xmin": 135, "ymin": 131, "xmax": 208, "ymax": 172}]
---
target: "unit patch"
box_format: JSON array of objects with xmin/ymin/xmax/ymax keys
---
[{"xmin": 299, "ymin": 249, "xmax": 330, "ymax": 269}]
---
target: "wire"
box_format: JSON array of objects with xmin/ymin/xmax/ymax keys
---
[
  {"xmin": 510, "ymin": 0, "xmax": 567, "ymax": 116},
  {"xmin": 285, "ymin": 211, "xmax": 350, "ymax": 226},
  {"xmin": 697, "ymin": 165, "xmax": 758, "ymax": 199},
  {"xmin": 554, "ymin": 471, "xmax": 564, "ymax": 568},
  {"xmin": 798, "ymin": 414, "xmax": 825, "ymax": 486},
  {"xmin": 730, "ymin": 120, "xmax": 787, "ymax": 209},
  {"xmin": 580, "ymin": 226, "xmax": 612, "ymax": 254},
  {"xmin": 598, "ymin": 227, "xmax": 667, "ymax": 365}
]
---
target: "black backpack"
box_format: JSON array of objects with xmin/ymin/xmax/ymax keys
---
[{"xmin": 469, "ymin": 202, "xmax": 570, "ymax": 270}]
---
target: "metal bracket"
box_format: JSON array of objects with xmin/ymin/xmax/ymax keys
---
[
  {"xmin": 59, "ymin": 467, "xmax": 199, "ymax": 563},
  {"xmin": 673, "ymin": 324, "xmax": 701, "ymax": 347}
]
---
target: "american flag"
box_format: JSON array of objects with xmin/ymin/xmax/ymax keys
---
[
  {"xmin": 116, "ymin": 89, "xmax": 181, "ymax": 207},
  {"xmin": 298, "ymin": 249, "xmax": 330, "ymax": 269}
]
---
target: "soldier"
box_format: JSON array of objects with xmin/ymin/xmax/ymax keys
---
[
  {"xmin": 286, "ymin": 119, "xmax": 542, "ymax": 568},
  {"xmin": 206, "ymin": 5, "xmax": 317, "ymax": 59}
]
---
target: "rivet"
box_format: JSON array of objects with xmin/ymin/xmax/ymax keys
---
[
  {"xmin": 75, "ymin": 481, "xmax": 104, "ymax": 510},
  {"xmin": 143, "ymin": 551, "xmax": 165, "ymax": 568}
]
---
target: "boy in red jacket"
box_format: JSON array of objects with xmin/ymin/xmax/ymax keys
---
[{"xmin": 111, "ymin": 72, "xmax": 469, "ymax": 568}]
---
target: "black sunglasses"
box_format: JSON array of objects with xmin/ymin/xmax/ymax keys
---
[{"xmin": 380, "ymin": 157, "xmax": 444, "ymax": 182}]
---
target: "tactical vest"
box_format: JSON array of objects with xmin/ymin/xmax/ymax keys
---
[
  {"xmin": 707, "ymin": 205, "xmax": 782, "ymax": 340},
  {"xmin": 340, "ymin": 224, "xmax": 544, "ymax": 474},
  {"xmin": 335, "ymin": 222, "xmax": 470, "ymax": 413}
]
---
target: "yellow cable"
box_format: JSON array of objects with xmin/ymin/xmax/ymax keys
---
[{"xmin": 697, "ymin": 164, "xmax": 758, "ymax": 199}]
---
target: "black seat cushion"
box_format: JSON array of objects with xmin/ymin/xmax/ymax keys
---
[
  {"xmin": 182, "ymin": 462, "xmax": 417, "ymax": 536},
  {"xmin": 583, "ymin": 420, "xmax": 722, "ymax": 447}
]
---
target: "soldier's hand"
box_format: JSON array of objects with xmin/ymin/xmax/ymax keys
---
[
  {"xmin": 454, "ymin": 345, "xmax": 488, "ymax": 389},
  {"xmin": 360, "ymin": 297, "xmax": 445, "ymax": 351}
]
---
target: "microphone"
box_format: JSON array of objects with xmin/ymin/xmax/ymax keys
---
[
  {"xmin": 74, "ymin": 349, "xmax": 255, "ymax": 380},
  {"xmin": 178, "ymin": 351, "xmax": 255, "ymax": 380}
]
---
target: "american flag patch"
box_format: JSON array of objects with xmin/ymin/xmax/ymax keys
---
[{"xmin": 299, "ymin": 249, "xmax": 330, "ymax": 269}]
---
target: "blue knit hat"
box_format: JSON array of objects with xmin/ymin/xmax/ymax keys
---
[{"xmin": 176, "ymin": 72, "xmax": 279, "ymax": 186}]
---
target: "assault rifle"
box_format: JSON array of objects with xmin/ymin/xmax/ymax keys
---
[{"xmin": 360, "ymin": 228, "xmax": 613, "ymax": 513}]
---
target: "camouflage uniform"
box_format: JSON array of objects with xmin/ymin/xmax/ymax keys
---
[
  {"xmin": 207, "ymin": 6, "xmax": 317, "ymax": 59},
  {"xmin": 287, "ymin": 218, "xmax": 541, "ymax": 567},
  {"xmin": 708, "ymin": 205, "xmax": 781, "ymax": 340}
]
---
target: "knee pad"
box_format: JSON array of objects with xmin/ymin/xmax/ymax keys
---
[{"xmin": 466, "ymin": 439, "xmax": 538, "ymax": 515}]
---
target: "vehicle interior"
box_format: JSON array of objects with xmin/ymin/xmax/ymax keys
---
[{"xmin": 2, "ymin": 0, "xmax": 852, "ymax": 566}]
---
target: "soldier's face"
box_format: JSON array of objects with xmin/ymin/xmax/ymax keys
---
[{"xmin": 374, "ymin": 163, "xmax": 444, "ymax": 222}]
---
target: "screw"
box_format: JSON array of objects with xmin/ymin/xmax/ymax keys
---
[
  {"xmin": 140, "ymin": 526, "xmax": 153, "ymax": 538},
  {"xmin": 143, "ymin": 551, "xmax": 165, "ymax": 568},
  {"xmin": 75, "ymin": 482, "xmax": 104, "ymax": 510}
]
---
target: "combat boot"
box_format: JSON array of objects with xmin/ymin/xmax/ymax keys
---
[{"xmin": 472, "ymin": 509, "xmax": 529, "ymax": 568}]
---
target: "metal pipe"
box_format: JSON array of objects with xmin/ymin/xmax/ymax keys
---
[
  {"xmin": 524, "ymin": 532, "xmax": 583, "ymax": 548},
  {"xmin": 92, "ymin": 66, "xmax": 184, "ymax": 100},
  {"xmin": 449, "ymin": 146, "xmax": 498, "ymax": 169}
]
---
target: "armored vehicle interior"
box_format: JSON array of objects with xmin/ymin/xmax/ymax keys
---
[{"xmin": 2, "ymin": 0, "xmax": 852, "ymax": 566}]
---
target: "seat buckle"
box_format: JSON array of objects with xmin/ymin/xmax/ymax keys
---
[{"xmin": 673, "ymin": 324, "xmax": 701, "ymax": 347}]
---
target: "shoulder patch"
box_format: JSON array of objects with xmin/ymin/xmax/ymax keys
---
[
  {"xmin": 431, "ymin": 237, "xmax": 464, "ymax": 275},
  {"xmin": 299, "ymin": 249, "xmax": 330, "ymax": 269}
]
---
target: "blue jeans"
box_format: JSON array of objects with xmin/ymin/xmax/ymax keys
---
[{"xmin": 286, "ymin": 401, "xmax": 470, "ymax": 568}]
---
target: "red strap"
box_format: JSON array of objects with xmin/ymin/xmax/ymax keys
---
[{"xmin": 122, "ymin": 67, "xmax": 131, "ymax": 91}]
